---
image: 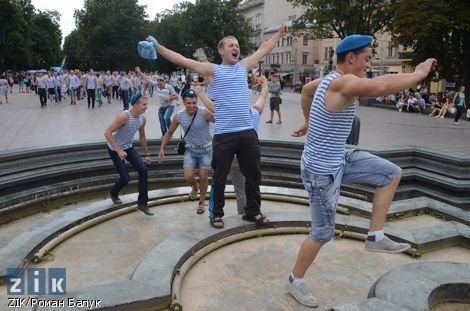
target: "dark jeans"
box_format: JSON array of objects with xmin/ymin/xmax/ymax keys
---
[
  {"xmin": 121, "ymin": 89, "xmax": 130, "ymax": 110},
  {"xmin": 38, "ymin": 88, "xmax": 47, "ymax": 107},
  {"xmin": 454, "ymin": 105, "xmax": 464, "ymax": 122},
  {"xmin": 208, "ymin": 129, "xmax": 261, "ymax": 219},
  {"xmin": 112, "ymin": 85, "xmax": 119, "ymax": 99},
  {"xmin": 108, "ymin": 147, "xmax": 148, "ymax": 206},
  {"xmin": 158, "ymin": 105, "xmax": 174, "ymax": 136},
  {"xmin": 87, "ymin": 88, "xmax": 96, "ymax": 108}
]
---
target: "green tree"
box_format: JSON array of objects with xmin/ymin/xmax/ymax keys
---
[
  {"xmin": 65, "ymin": 0, "xmax": 149, "ymax": 70},
  {"xmin": 287, "ymin": 0, "xmax": 396, "ymax": 39},
  {"xmin": 0, "ymin": 0, "xmax": 29, "ymax": 70},
  {"xmin": 148, "ymin": 0, "xmax": 252, "ymax": 73},
  {"xmin": 392, "ymin": 0, "xmax": 470, "ymax": 88},
  {"xmin": 29, "ymin": 10, "xmax": 63, "ymax": 68},
  {"xmin": 0, "ymin": 0, "xmax": 61, "ymax": 71}
]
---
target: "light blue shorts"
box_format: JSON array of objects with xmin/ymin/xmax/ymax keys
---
[
  {"xmin": 183, "ymin": 146, "xmax": 212, "ymax": 170},
  {"xmin": 301, "ymin": 149, "xmax": 402, "ymax": 244}
]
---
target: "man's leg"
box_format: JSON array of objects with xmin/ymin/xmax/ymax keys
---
[
  {"xmin": 126, "ymin": 147, "xmax": 148, "ymax": 206},
  {"xmin": 158, "ymin": 106, "xmax": 167, "ymax": 136},
  {"xmin": 164, "ymin": 105, "xmax": 174, "ymax": 133},
  {"xmin": 236, "ymin": 130, "xmax": 262, "ymax": 218},
  {"xmin": 342, "ymin": 150, "xmax": 409, "ymax": 253},
  {"xmin": 208, "ymin": 133, "xmax": 237, "ymax": 222},
  {"xmin": 228, "ymin": 156, "xmax": 246, "ymax": 215},
  {"xmin": 107, "ymin": 148, "xmax": 131, "ymax": 198},
  {"xmin": 288, "ymin": 169, "xmax": 340, "ymax": 307}
]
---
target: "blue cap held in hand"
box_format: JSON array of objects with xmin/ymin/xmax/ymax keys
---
[
  {"xmin": 335, "ymin": 35, "xmax": 374, "ymax": 54},
  {"xmin": 138, "ymin": 41, "xmax": 157, "ymax": 60}
]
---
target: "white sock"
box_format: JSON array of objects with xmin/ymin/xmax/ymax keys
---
[
  {"xmin": 289, "ymin": 273, "xmax": 304, "ymax": 286},
  {"xmin": 368, "ymin": 230, "xmax": 384, "ymax": 241}
]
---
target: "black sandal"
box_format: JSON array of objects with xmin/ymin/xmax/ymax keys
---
[
  {"xmin": 242, "ymin": 214, "xmax": 270, "ymax": 225},
  {"xmin": 210, "ymin": 217, "xmax": 224, "ymax": 229}
]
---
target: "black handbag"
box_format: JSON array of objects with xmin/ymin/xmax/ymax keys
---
[{"xmin": 175, "ymin": 109, "xmax": 197, "ymax": 155}]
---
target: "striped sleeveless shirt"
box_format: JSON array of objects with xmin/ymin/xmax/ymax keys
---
[
  {"xmin": 108, "ymin": 110, "xmax": 145, "ymax": 151},
  {"xmin": 176, "ymin": 107, "xmax": 212, "ymax": 146},
  {"xmin": 302, "ymin": 71, "xmax": 356, "ymax": 174},
  {"xmin": 212, "ymin": 62, "xmax": 253, "ymax": 134}
]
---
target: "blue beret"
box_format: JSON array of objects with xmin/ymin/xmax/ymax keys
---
[
  {"xmin": 130, "ymin": 91, "xmax": 143, "ymax": 105},
  {"xmin": 137, "ymin": 41, "xmax": 157, "ymax": 60},
  {"xmin": 182, "ymin": 89, "xmax": 197, "ymax": 99},
  {"xmin": 336, "ymin": 35, "xmax": 373, "ymax": 54}
]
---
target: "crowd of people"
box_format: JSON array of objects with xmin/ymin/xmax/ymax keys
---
[{"xmin": 392, "ymin": 86, "xmax": 467, "ymax": 125}]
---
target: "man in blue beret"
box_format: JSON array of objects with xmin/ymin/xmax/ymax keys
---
[
  {"xmin": 286, "ymin": 34, "xmax": 437, "ymax": 307},
  {"xmin": 104, "ymin": 92, "xmax": 153, "ymax": 216}
]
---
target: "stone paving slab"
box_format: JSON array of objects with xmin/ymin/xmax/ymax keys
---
[{"xmin": 1, "ymin": 91, "xmax": 470, "ymax": 156}]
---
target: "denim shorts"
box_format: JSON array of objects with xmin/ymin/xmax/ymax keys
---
[
  {"xmin": 184, "ymin": 146, "xmax": 212, "ymax": 169},
  {"xmin": 301, "ymin": 149, "xmax": 401, "ymax": 243}
]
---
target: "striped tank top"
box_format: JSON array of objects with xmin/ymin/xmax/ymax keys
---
[
  {"xmin": 302, "ymin": 71, "xmax": 356, "ymax": 174},
  {"xmin": 108, "ymin": 111, "xmax": 145, "ymax": 151},
  {"xmin": 211, "ymin": 62, "xmax": 253, "ymax": 134},
  {"xmin": 176, "ymin": 107, "xmax": 212, "ymax": 145}
]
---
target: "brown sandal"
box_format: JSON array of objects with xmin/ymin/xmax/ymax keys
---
[
  {"xmin": 189, "ymin": 183, "xmax": 198, "ymax": 201},
  {"xmin": 196, "ymin": 203, "xmax": 206, "ymax": 214},
  {"xmin": 210, "ymin": 217, "xmax": 224, "ymax": 229}
]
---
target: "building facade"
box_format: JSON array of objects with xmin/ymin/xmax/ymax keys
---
[{"xmin": 238, "ymin": 0, "xmax": 410, "ymax": 85}]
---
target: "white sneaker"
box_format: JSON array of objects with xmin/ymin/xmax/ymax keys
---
[
  {"xmin": 365, "ymin": 235, "xmax": 411, "ymax": 253},
  {"xmin": 287, "ymin": 276, "xmax": 319, "ymax": 308}
]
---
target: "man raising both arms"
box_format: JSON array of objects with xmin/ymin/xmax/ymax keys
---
[
  {"xmin": 146, "ymin": 23, "xmax": 286, "ymax": 229},
  {"xmin": 287, "ymin": 34, "xmax": 437, "ymax": 307}
]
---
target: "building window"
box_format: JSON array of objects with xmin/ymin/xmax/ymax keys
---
[
  {"xmin": 303, "ymin": 35, "xmax": 308, "ymax": 46},
  {"xmin": 302, "ymin": 53, "xmax": 308, "ymax": 65},
  {"xmin": 288, "ymin": 15, "xmax": 297, "ymax": 21},
  {"xmin": 286, "ymin": 52, "xmax": 291, "ymax": 65},
  {"xmin": 276, "ymin": 54, "xmax": 280, "ymax": 64},
  {"xmin": 272, "ymin": 54, "xmax": 275, "ymax": 64},
  {"xmin": 287, "ymin": 37, "xmax": 292, "ymax": 46},
  {"xmin": 281, "ymin": 53, "xmax": 284, "ymax": 64},
  {"xmin": 255, "ymin": 13, "xmax": 261, "ymax": 27},
  {"xmin": 324, "ymin": 47, "xmax": 333, "ymax": 60},
  {"xmin": 388, "ymin": 41, "xmax": 398, "ymax": 58}
]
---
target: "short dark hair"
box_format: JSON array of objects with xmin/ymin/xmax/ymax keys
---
[{"xmin": 336, "ymin": 45, "xmax": 371, "ymax": 64}]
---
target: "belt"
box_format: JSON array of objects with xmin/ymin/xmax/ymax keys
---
[{"xmin": 185, "ymin": 142, "xmax": 212, "ymax": 149}]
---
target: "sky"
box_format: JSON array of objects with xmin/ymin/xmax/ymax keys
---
[{"xmin": 31, "ymin": 0, "xmax": 192, "ymax": 39}]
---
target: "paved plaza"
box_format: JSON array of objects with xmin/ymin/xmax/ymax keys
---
[
  {"xmin": 1, "ymin": 89, "xmax": 469, "ymax": 156},
  {"xmin": 1, "ymin": 88, "xmax": 469, "ymax": 310}
]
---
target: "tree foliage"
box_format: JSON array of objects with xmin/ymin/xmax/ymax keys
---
[
  {"xmin": 287, "ymin": 0, "xmax": 396, "ymax": 38},
  {"xmin": 64, "ymin": 0, "xmax": 149, "ymax": 70},
  {"xmin": 0, "ymin": 0, "xmax": 61, "ymax": 71},
  {"xmin": 148, "ymin": 0, "xmax": 252, "ymax": 73},
  {"xmin": 392, "ymin": 0, "xmax": 470, "ymax": 87}
]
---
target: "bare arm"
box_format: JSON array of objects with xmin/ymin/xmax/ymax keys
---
[
  {"xmin": 138, "ymin": 117, "xmax": 151, "ymax": 165},
  {"xmin": 203, "ymin": 107, "xmax": 215, "ymax": 123},
  {"xmin": 104, "ymin": 112, "xmax": 129, "ymax": 159},
  {"xmin": 158, "ymin": 115, "xmax": 180, "ymax": 162},
  {"xmin": 338, "ymin": 59, "xmax": 437, "ymax": 99},
  {"xmin": 149, "ymin": 36, "xmax": 214, "ymax": 78},
  {"xmin": 135, "ymin": 67, "xmax": 154, "ymax": 85},
  {"xmin": 291, "ymin": 78, "xmax": 322, "ymax": 137},
  {"xmin": 242, "ymin": 23, "xmax": 286, "ymax": 71},
  {"xmin": 194, "ymin": 86, "xmax": 215, "ymax": 112},
  {"xmin": 252, "ymin": 76, "xmax": 269, "ymax": 113}
]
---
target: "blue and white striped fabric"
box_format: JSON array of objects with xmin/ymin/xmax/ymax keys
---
[
  {"xmin": 108, "ymin": 111, "xmax": 145, "ymax": 150},
  {"xmin": 302, "ymin": 71, "xmax": 356, "ymax": 174},
  {"xmin": 250, "ymin": 107, "xmax": 261, "ymax": 131},
  {"xmin": 211, "ymin": 63, "xmax": 253, "ymax": 134},
  {"xmin": 176, "ymin": 107, "xmax": 212, "ymax": 146}
]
